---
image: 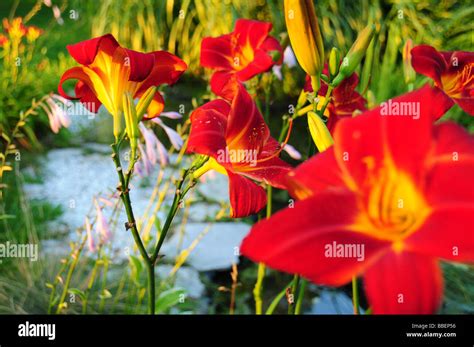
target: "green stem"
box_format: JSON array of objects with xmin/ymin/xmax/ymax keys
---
[
  {"xmin": 253, "ymin": 262, "xmax": 266, "ymax": 315},
  {"xmin": 150, "ymin": 167, "xmax": 192, "ymax": 264},
  {"xmin": 56, "ymin": 236, "xmax": 86, "ymax": 314},
  {"xmin": 111, "ymin": 142, "xmax": 154, "ymax": 314},
  {"xmin": 82, "ymin": 249, "xmax": 102, "ymax": 314},
  {"xmin": 352, "ymin": 276, "xmax": 360, "ymax": 315},
  {"xmin": 288, "ymin": 274, "xmax": 300, "ymax": 314},
  {"xmin": 295, "ymin": 279, "xmax": 307, "ymax": 315},
  {"xmin": 98, "ymin": 258, "xmax": 109, "ymax": 313},
  {"xmin": 145, "ymin": 260, "xmax": 155, "ymax": 314},
  {"xmin": 265, "ymin": 281, "xmax": 293, "ymax": 315},
  {"xmin": 317, "ymin": 85, "xmax": 334, "ymax": 118},
  {"xmin": 253, "ymin": 181, "xmax": 273, "ymax": 314}
]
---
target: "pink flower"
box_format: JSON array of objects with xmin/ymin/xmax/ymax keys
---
[
  {"xmin": 135, "ymin": 113, "xmax": 184, "ymax": 177},
  {"xmin": 42, "ymin": 95, "xmax": 71, "ymax": 133},
  {"xmin": 85, "ymin": 217, "xmax": 96, "ymax": 252},
  {"xmin": 94, "ymin": 198, "xmax": 112, "ymax": 243}
]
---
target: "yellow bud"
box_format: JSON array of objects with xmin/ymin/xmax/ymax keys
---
[
  {"xmin": 333, "ymin": 24, "xmax": 375, "ymax": 86},
  {"xmin": 307, "ymin": 111, "xmax": 333, "ymax": 152},
  {"xmin": 284, "ymin": 0, "xmax": 324, "ymax": 90}
]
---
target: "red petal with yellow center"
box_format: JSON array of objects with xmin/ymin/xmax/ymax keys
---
[
  {"xmin": 201, "ymin": 19, "xmax": 281, "ymax": 99},
  {"xmin": 284, "ymin": 146, "xmax": 350, "ymax": 200},
  {"xmin": 227, "ymin": 171, "xmax": 267, "ymax": 218},
  {"xmin": 364, "ymin": 251, "xmax": 443, "ymax": 314},
  {"xmin": 241, "ymin": 190, "xmax": 391, "ymax": 286},
  {"xmin": 412, "ymin": 45, "xmax": 474, "ymax": 116},
  {"xmin": 332, "ymin": 85, "xmax": 453, "ymax": 190},
  {"xmin": 234, "ymin": 19, "xmax": 272, "ymax": 51},
  {"xmin": 236, "ymin": 49, "xmax": 277, "ymax": 82}
]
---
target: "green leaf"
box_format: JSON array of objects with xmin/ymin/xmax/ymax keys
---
[
  {"xmin": 155, "ymin": 288, "xmax": 186, "ymax": 313},
  {"xmin": 129, "ymin": 255, "xmax": 143, "ymax": 285},
  {"xmin": 68, "ymin": 288, "xmax": 86, "ymax": 301}
]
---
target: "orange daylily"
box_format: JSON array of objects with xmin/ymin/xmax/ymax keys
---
[{"xmin": 58, "ymin": 34, "xmax": 187, "ymax": 134}]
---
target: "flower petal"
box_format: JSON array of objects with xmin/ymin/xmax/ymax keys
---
[
  {"xmin": 152, "ymin": 118, "xmax": 183, "ymax": 150},
  {"xmin": 187, "ymin": 99, "xmax": 230, "ymax": 158},
  {"xmin": 210, "ymin": 71, "xmax": 240, "ymax": 100},
  {"xmin": 411, "ymin": 45, "xmax": 447, "ymax": 86},
  {"xmin": 58, "ymin": 67, "xmax": 103, "ymax": 113},
  {"xmin": 160, "ymin": 111, "xmax": 182, "ymax": 119},
  {"xmin": 123, "ymin": 48, "xmax": 156, "ymax": 82},
  {"xmin": 227, "ymin": 170, "xmax": 267, "ymax": 218},
  {"xmin": 425, "ymin": 122, "xmax": 474, "ymax": 205},
  {"xmin": 241, "ymin": 190, "xmax": 390, "ymax": 286},
  {"xmin": 234, "ymin": 19, "xmax": 272, "ymax": 51},
  {"xmin": 74, "ymin": 80, "xmax": 102, "ymax": 113},
  {"xmin": 66, "ymin": 34, "xmax": 119, "ymax": 66},
  {"xmin": 236, "ymin": 49, "xmax": 275, "ymax": 81},
  {"xmin": 405, "ymin": 205, "xmax": 474, "ymax": 261},
  {"xmin": 141, "ymin": 92, "xmax": 165, "ymax": 120},
  {"xmin": 364, "ymin": 251, "xmax": 443, "ymax": 314},
  {"xmin": 226, "ymin": 85, "xmax": 269, "ymax": 153},
  {"xmin": 285, "ymin": 146, "xmax": 352, "ymax": 199},
  {"xmin": 200, "ymin": 35, "xmax": 234, "ymax": 70},
  {"xmin": 333, "ymin": 85, "xmax": 453, "ymax": 190},
  {"xmin": 136, "ymin": 51, "xmax": 187, "ymax": 93}
]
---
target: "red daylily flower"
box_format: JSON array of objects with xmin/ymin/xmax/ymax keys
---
[
  {"xmin": 187, "ymin": 84, "xmax": 291, "ymax": 217},
  {"xmin": 58, "ymin": 34, "xmax": 187, "ymax": 119},
  {"xmin": 304, "ymin": 69, "xmax": 366, "ymax": 133},
  {"xmin": 200, "ymin": 19, "xmax": 282, "ymax": 100},
  {"xmin": 241, "ymin": 85, "xmax": 473, "ymax": 314},
  {"xmin": 411, "ymin": 45, "xmax": 474, "ymax": 116}
]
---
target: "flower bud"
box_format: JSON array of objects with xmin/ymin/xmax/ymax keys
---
[
  {"xmin": 402, "ymin": 39, "xmax": 416, "ymax": 84},
  {"xmin": 123, "ymin": 93, "xmax": 139, "ymax": 152},
  {"xmin": 328, "ymin": 47, "xmax": 341, "ymax": 78},
  {"xmin": 284, "ymin": 0, "xmax": 324, "ymax": 91},
  {"xmin": 307, "ymin": 111, "xmax": 333, "ymax": 152},
  {"xmin": 332, "ymin": 24, "xmax": 375, "ymax": 86},
  {"xmin": 136, "ymin": 86, "xmax": 157, "ymax": 121}
]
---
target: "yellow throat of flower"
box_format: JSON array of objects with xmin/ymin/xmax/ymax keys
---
[{"xmin": 354, "ymin": 157, "xmax": 431, "ymax": 252}]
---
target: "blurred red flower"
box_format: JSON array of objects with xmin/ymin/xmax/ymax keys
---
[
  {"xmin": 187, "ymin": 85, "xmax": 291, "ymax": 217},
  {"xmin": 304, "ymin": 68, "xmax": 367, "ymax": 133},
  {"xmin": 200, "ymin": 19, "xmax": 282, "ymax": 100},
  {"xmin": 58, "ymin": 34, "xmax": 187, "ymax": 119},
  {"xmin": 411, "ymin": 45, "xmax": 473, "ymax": 116},
  {"xmin": 241, "ymin": 85, "xmax": 473, "ymax": 314}
]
